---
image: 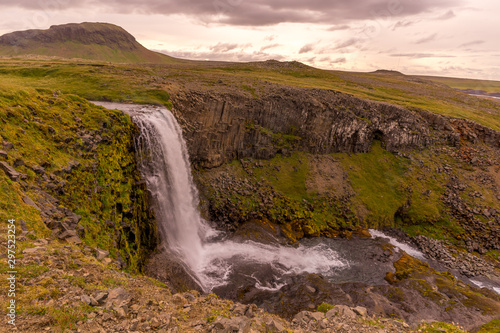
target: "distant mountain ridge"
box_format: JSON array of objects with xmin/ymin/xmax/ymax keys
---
[{"xmin": 0, "ymin": 22, "xmax": 179, "ymax": 63}]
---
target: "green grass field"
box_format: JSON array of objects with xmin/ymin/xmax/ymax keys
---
[
  {"xmin": 0, "ymin": 57, "xmax": 498, "ymax": 132},
  {"xmin": 418, "ymin": 75, "xmax": 500, "ymax": 93}
]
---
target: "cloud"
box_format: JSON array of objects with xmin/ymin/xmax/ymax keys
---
[
  {"xmin": 332, "ymin": 38, "xmax": 360, "ymax": 50},
  {"xmin": 260, "ymin": 43, "xmax": 280, "ymax": 52},
  {"xmin": 326, "ymin": 25, "xmax": 350, "ymax": 31},
  {"xmin": 209, "ymin": 42, "xmax": 251, "ymax": 52},
  {"xmin": 0, "ymin": 0, "xmax": 462, "ymax": 26},
  {"xmin": 391, "ymin": 53, "xmax": 455, "ymax": 58},
  {"xmin": 331, "ymin": 57, "xmax": 347, "ymax": 64},
  {"xmin": 299, "ymin": 43, "xmax": 315, "ymax": 54},
  {"xmin": 392, "ymin": 20, "xmax": 418, "ymax": 30},
  {"xmin": 459, "ymin": 40, "xmax": 484, "ymax": 48},
  {"xmin": 434, "ymin": 9, "xmax": 456, "ymax": 20},
  {"xmin": 156, "ymin": 48, "xmax": 286, "ymax": 62},
  {"xmin": 415, "ymin": 33, "xmax": 437, "ymax": 44},
  {"xmin": 305, "ymin": 56, "xmax": 316, "ymax": 63}
]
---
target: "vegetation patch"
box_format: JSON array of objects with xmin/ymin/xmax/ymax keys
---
[{"xmin": 316, "ymin": 302, "xmax": 334, "ymax": 313}]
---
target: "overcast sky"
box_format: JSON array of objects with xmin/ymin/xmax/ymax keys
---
[{"xmin": 0, "ymin": 0, "xmax": 499, "ymax": 80}]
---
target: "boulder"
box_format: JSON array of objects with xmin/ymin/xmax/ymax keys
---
[
  {"xmin": 265, "ymin": 318, "xmax": 286, "ymax": 332},
  {"xmin": 65, "ymin": 235, "xmax": 82, "ymax": 245},
  {"xmin": 352, "ymin": 306, "xmax": 368, "ymax": 317},
  {"xmin": 96, "ymin": 248, "xmax": 110, "ymax": 260},
  {"xmin": 22, "ymin": 196, "xmax": 40, "ymax": 210},
  {"xmin": 326, "ymin": 305, "xmax": 356, "ymax": 320},
  {"xmin": 210, "ymin": 316, "xmax": 251, "ymax": 333},
  {"xmin": 0, "ymin": 161, "xmax": 20, "ymax": 181},
  {"xmin": 30, "ymin": 164, "xmax": 45, "ymax": 175},
  {"xmin": 105, "ymin": 287, "xmax": 130, "ymax": 309},
  {"xmin": 0, "ymin": 150, "xmax": 7, "ymax": 159},
  {"xmin": 23, "ymin": 246, "xmax": 46, "ymax": 254},
  {"xmin": 19, "ymin": 219, "xmax": 28, "ymax": 232},
  {"xmin": 13, "ymin": 158, "xmax": 25, "ymax": 167},
  {"xmin": 2, "ymin": 141, "xmax": 14, "ymax": 150},
  {"xmin": 58, "ymin": 229, "xmax": 78, "ymax": 240}
]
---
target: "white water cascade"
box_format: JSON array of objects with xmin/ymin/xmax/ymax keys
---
[{"xmin": 130, "ymin": 105, "xmax": 348, "ymax": 292}]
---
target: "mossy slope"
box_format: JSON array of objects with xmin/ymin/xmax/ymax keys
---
[{"xmin": 0, "ymin": 87, "xmax": 157, "ymax": 271}]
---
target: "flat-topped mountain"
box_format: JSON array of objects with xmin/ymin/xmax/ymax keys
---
[{"xmin": 0, "ymin": 22, "xmax": 178, "ymax": 63}]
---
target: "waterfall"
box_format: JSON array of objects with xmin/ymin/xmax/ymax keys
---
[
  {"xmin": 98, "ymin": 103, "xmax": 348, "ymax": 292},
  {"xmin": 133, "ymin": 107, "xmax": 207, "ymax": 277}
]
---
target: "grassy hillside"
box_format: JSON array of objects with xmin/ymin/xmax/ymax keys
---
[
  {"xmin": 0, "ymin": 58, "xmax": 498, "ymax": 132},
  {"xmin": 0, "ymin": 59, "xmax": 173, "ymax": 106},
  {"xmin": 417, "ymin": 75, "xmax": 500, "ymax": 94}
]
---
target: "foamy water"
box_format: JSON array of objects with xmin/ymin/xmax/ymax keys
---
[
  {"xmin": 369, "ymin": 229, "xmax": 425, "ymax": 259},
  {"xmin": 470, "ymin": 279, "xmax": 500, "ymax": 295},
  {"xmin": 197, "ymin": 240, "xmax": 347, "ymax": 290}
]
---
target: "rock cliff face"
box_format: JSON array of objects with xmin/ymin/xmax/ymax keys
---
[{"xmin": 170, "ymin": 85, "xmax": 498, "ymax": 169}]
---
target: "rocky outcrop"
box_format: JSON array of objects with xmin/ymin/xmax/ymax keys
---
[
  {"xmin": 171, "ymin": 86, "xmax": 499, "ymax": 168},
  {"xmin": 420, "ymin": 110, "xmax": 500, "ymax": 148},
  {"xmin": 0, "ymin": 161, "xmax": 20, "ymax": 181},
  {"xmin": 172, "ymin": 87, "xmax": 431, "ymax": 168},
  {"xmin": 442, "ymin": 175, "xmax": 500, "ymax": 253},
  {"xmin": 411, "ymin": 235, "xmax": 498, "ymax": 278}
]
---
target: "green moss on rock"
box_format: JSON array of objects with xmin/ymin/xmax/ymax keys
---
[{"xmin": 0, "ymin": 87, "xmax": 157, "ymax": 271}]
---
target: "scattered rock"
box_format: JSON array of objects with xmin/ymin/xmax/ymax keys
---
[
  {"xmin": 210, "ymin": 316, "xmax": 251, "ymax": 333},
  {"xmin": 0, "ymin": 150, "xmax": 7, "ymax": 159},
  {"xmin": 23, "ymin": 246, "xmax": 46, "ymax": 254},
  {"xmin": 22, "ymin": 196, "xmax": 40, "ymax": 210},
  {"xmin": 65, "ymin": 235, "xmax": 82, "ymax": 245},
  {"xmin": 352, "ymin": 306, "xmax": 368, "ymax": 317},
  {"xmin": 266, "ymin": 318, "xmax": 285, "ymax": 332},
  {"xmin": 81, "ymin": 294, "xmax": 92, "ymax": 306},
  {"xmin": 0, "ymin": 161, "xmax": 20, "ymax": 181},
  {"xmin": 19, "ymin": 219, "xmax": 28, "ymax": 232},
  {"xmin": 326, "ymin": 305, "xmax": 357, "ymax": 320},
  {"xmin": 94, "ymin": 292, "xmax": 108, "ymax": 305},
  {"xmin": 96, "ymin": 248, "xmax": 110, "ymax": 260},
  {"xmin": 105, "ymin": 287, "xmax": 130, "ymax": 309},
  {"xmin": 30, "ymin": 164, "xmax": 45, "ymax": 175},
  {"xmin": 2, "ymin": 141, "xmax": 14, "ymax": 150},
  {"xmin": 13, "ymin": 158, "xmax": 25, "ymax": 167}
]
